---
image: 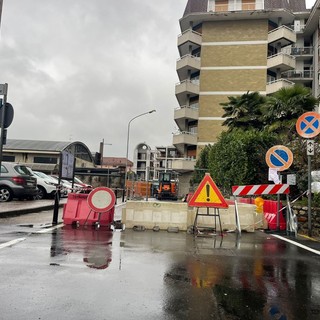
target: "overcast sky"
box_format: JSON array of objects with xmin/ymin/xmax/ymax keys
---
[
  {"xmin": 0, "ymin": 0, "xmax": 316, "ymax": 160},
  {"xmin": 0, "ymin": 0, "xmax": 186, "ymax": 160}
]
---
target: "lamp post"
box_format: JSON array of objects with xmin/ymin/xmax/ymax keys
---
[
  {"xmin": 99, "ymin": 139, "xmax": 112, "ymax": 168},
  {"xmin": 124, "ymin": 109, "xmax": 156, "ymax": 200}
]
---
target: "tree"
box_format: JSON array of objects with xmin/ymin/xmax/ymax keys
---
[
  {"xmin": 202, "ymin": 130, "xmax": 277, "ymax": 195},
  {"xmin": 220, "ymin": 91, "xmax": 266, "ymax": 131},
  {"xmin": 264, "ymin": 85, "xmax": 319, "ymax": 141},
  {"xmin": 191, "ymin": 145, "xmax": 212, "ymax": 186}
]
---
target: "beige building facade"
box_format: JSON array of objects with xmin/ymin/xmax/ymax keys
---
[{"xmin": 173, "ymin": 0, "xmax": 315, "ymax": 164}]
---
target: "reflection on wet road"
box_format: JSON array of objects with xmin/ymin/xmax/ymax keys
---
[{"xmin": 0, "ymin": 225, "xmax": 319, "ymax": 320}]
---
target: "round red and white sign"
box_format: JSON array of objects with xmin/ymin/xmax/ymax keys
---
[{"xmin": 87, "ymin": 187, "xmax": 116, "ymax": 212}]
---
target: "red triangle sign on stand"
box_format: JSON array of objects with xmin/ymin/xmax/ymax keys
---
[{"xmin": 188, "ymin": 173, "xmax": 228, "ymax": 208}]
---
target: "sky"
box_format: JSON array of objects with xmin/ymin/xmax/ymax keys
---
[
  {"xmin": 306, "ymin": 0, "xmax": 316, "ymax": 8},
  {"xmin": 0, "ymin": 0, "xmax": 187, "ymax": 160},
  {"xmin": 0, "ymin": 0, "xmax": 317, "ymax": 160}
]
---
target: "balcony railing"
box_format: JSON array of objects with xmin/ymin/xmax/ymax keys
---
[
  {"xmin": 171, "ymin": 157, "xmax": 196, "ymax": 172},
  {"xmin": 281, "ymin": 70, "xmax": 314, "ymax": 79},
  {"xmin": 281, "ymin": 47, "xmax": 313, "ymax": 57},
  {"xmin": 267, "ymin": 52, "xmax": 295, "ymax": 72},
  {"xmin": 176, "ymin": 54, "xmax": 201, "ymax": 81},
  {"xmin": 268, "ymin": 25, "xmax": 296, "ymax": 46},
  {"xmin": 175, "ymin": 80, "xmax": 200, "ymax": 105},
  {"xmin": 174, "ymin": 105, "xmax": 199, "ymax": 130},
  {"xmin": 266, "ymin": 78, "xmax": 294, "ymax": 95}
]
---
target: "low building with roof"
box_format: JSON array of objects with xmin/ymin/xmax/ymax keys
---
[{"xmin": 2, "ymin": 139, "xmax": 95, "ymax": 173}]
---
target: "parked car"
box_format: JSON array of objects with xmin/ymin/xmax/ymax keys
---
[
  {"xmin": 0, "ymin": 162, "xmax": 38, "ymax": 202},
  {"xmin": 48, "ymin": 176, "xmax": 69, "ymax": 198},
  {"xmin": 50, "ymin": 176, "xmax": 81, "ymax": 194},
  {"xmin": 50, "ymin": 175, "xmax": 91, "ymax": 194},
  {"xmin": 74, "ymin": 176, "xmax": 93, "ymax": 193},
  {"xmin": 30, "ymin": 170, "xmax": 59, "ymax": 200}
]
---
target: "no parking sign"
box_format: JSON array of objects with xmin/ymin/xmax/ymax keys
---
[
  {"xmin": 296, "ymin": 112, "xmax": 320, "ymax": 138},
  {"xmin": 266, "ymin": 145, "xmax": 293, "ymax": 171}
]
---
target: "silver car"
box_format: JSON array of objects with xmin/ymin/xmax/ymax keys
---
[{"xmin": 0, "ymin": 162, "xmax": 38, "ymax": 202}]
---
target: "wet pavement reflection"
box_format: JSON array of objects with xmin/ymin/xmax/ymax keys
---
[{"xmin": 0, "ymin": 225, "xmax": 320, "ymax": 320}]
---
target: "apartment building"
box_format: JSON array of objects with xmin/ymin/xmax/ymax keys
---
[
  {"xmin": 133, "ymin": 144, "xmax": 180, "ymax": 180},
  {"xmin": 172, "ymin": 0, "xmax": 320, "ymax": 192}
]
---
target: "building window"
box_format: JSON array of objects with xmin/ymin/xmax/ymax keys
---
[
  {"xmin": 2, "ymin": 155, "xmax": 15, "ymax": 162},
  {"xmin": 215, "ymin": 0, "xmax": 228, "ymax": 12},
  {"xmin": 242, "ymin": 0, "xmax": 255, "ymax": 10},
  {"xmin": 34, "ymin": 157, "xmax": 58, "ymax": 164}
]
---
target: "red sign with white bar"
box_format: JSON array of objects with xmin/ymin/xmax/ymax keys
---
[{"xmin": 232, "ymin": 184, "xmax": 290, "ymax": 196}]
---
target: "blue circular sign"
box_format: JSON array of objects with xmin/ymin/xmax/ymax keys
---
[
  {"xmin": 266, "ymin": 145, "xmax": 293, "ymax": 171},
  {"xmin": 296, "ymin": 112, "xmax": 320, "ymax": 138}
]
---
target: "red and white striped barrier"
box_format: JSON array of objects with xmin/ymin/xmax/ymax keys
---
[{"xmin": 232, "ymin": 184, "xmax": 290, "ymax": 196}]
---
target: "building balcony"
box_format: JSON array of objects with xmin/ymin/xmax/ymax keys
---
[
  {"xmin": 266, "ymin": 78, "xmax": 295, "ymax": 95},
  {"xmin": 268, "ymin": 26, "xmax": 296, "ymax": 48},
  {"xmin": 177, "ymin": 29, "xmax": 202, "ymax": 57},
  {"xmin": 172, "ymin": 131, "xmax": 197, "ymax": 154},
  {"xmin": 287, "ymin": 47, "xmax": 313, "ymax": 60},
  {"xmin": 171, "ymin": 158, "xmax": 196, "ymax": 172},
  {"xmin": 267, "ymin": 53, "xmax": 295, "ymax": 73},
  {"xmin": 176, "ymin": 54, "xmax": 201, "ymax": 81},
  {"xmin": 281, "ymin": 70, "xmax": 313, "ymax": 84},
  {"xmin": 175, "ymin": 80, "xmax": 200, "ymax": 106},
  {"xmin": 174, "ymin": 105, "xmax": 199, "ymax": 131}
]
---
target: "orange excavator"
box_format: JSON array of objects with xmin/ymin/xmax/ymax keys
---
[{"xmin": 156, "ymin": 172, "xmax": 178, "ymax": 201}]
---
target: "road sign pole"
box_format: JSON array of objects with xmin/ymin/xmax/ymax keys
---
[
  {"xmin": 308, "ymin": 154, "xmax": 312, "ymax": 237},
  {"xmin": 276, "ymin": 174, "xmax": 281, "ymax": 231},
  {"xmin": 0, "ymin": 83, "xmax": 8, "ymax": 167}
]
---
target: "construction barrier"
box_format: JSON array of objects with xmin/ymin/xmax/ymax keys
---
[
  {"xmin": 62, "ymin": 193, "xmax": 114, "ymax": 227},
  {"xmin": 263, "ymin": 200, "xmax": 286, "ymax": 230},
  {"xmin": 232, "ymin": 184, "xmax": 296, "ymax": 235},
  {"xmin": 122, "ymin": 201, "xmax": 262, "ymax": 232}
]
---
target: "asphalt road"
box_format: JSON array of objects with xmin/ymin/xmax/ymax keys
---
[{"xmin": 0, "ymin": 203, "xmax": 320, "ymax": 319}]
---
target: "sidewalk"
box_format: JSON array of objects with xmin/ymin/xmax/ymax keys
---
[
  {"xmin": 0, "ymin": 197, "xmax": 125, "ymax": 218},
  {"xmin": 0, "ymin": 198, "xmax": 67, "ymax": 217}
]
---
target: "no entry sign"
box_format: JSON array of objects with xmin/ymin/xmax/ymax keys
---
[{"xmin": 87, "ymin": 187, "xmax": 116, "ymax": 212}]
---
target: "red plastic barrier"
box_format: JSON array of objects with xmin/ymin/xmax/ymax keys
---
[
  {"xmin": 263, "ymin": 200, "xmax": 286, "ymax": 230},
  {"xmin": 62, "ymin": 193, "xmax": 114, "ymax": 227}
]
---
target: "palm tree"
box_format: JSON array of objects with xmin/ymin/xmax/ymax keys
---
[
  {"xmin": 264, "ymin": 85, "xmax": 319, "ymax": 138},
  {"xmin": 220, "ymin": 91, "xmax": 266, "ymax": 131}
]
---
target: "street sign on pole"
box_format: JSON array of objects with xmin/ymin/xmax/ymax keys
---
[
  {"xmin": 307, "ymin": 139, "xmax": 314, "ymax": 156},
  {"xmin": 296, "ymin": 112, "xmax": 320, "ymax": 138},
  {"xmin": 265, "ymin": 145, "xmax": 293, "ymax": 171},
  {"xmin": 0, "ymin": 83, "xmax": 9, "ymax": 170},
  {"xmin": 296, "ymin": 112, "xmax": 320, "ymax": 237}
]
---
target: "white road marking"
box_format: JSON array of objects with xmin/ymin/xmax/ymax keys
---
[
  {"xmin": 273, "ymin": 235, "xmax": 320, "ymax": 256},
  {"xmin": 0, "ymin": 237, "xmax": 26, "ymax": 249},
  {"xmin": 35, "ymin": 224, "xmax": 63, "ymax": 234}
]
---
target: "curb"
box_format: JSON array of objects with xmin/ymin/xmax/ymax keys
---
[{"xmin": 0, "ymin": 203, "xmax": 65, "ymax": 218}]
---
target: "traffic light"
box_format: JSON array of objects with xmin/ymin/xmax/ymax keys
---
[{"xmin": 94, "ymin": 152, "xmax": 101, "ymax": 165}]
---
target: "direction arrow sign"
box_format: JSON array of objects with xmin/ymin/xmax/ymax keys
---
[
  {"xmin": 266, "ymin": 145, "xmax": 293, "ymax": 171},
  {"xmin": 307, "ymin": 139, "xmax": 314, "ymax": 156},
  {"xmin": 296, "ymin": 112, "xmax": 320, "ymax": 138},
  {"xmin": 188, "ymin": 173, "xmax": 228, "ymax": 208}
]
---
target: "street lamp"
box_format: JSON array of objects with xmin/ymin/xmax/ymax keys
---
[
  {"xmin": 124, "ymin": 109, "xmax": 156, "ymax": 200},
  {"xmin": 99, "ymin": 139, "xmax": 112, "ymax": 168}
]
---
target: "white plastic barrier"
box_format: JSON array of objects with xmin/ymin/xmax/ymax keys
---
[{"xmin": 122, "ymin": 201, "xmax": 267, "ymax": 232}]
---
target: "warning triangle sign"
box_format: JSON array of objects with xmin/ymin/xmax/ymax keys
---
[{"xmin": 188, "ymin": 173, "xmax": 228, "ymax": 208}]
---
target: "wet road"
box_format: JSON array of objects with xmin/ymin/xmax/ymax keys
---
[{"xmin": 0, "ymin": 208, "xmax": 320, "ymax": 320}]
